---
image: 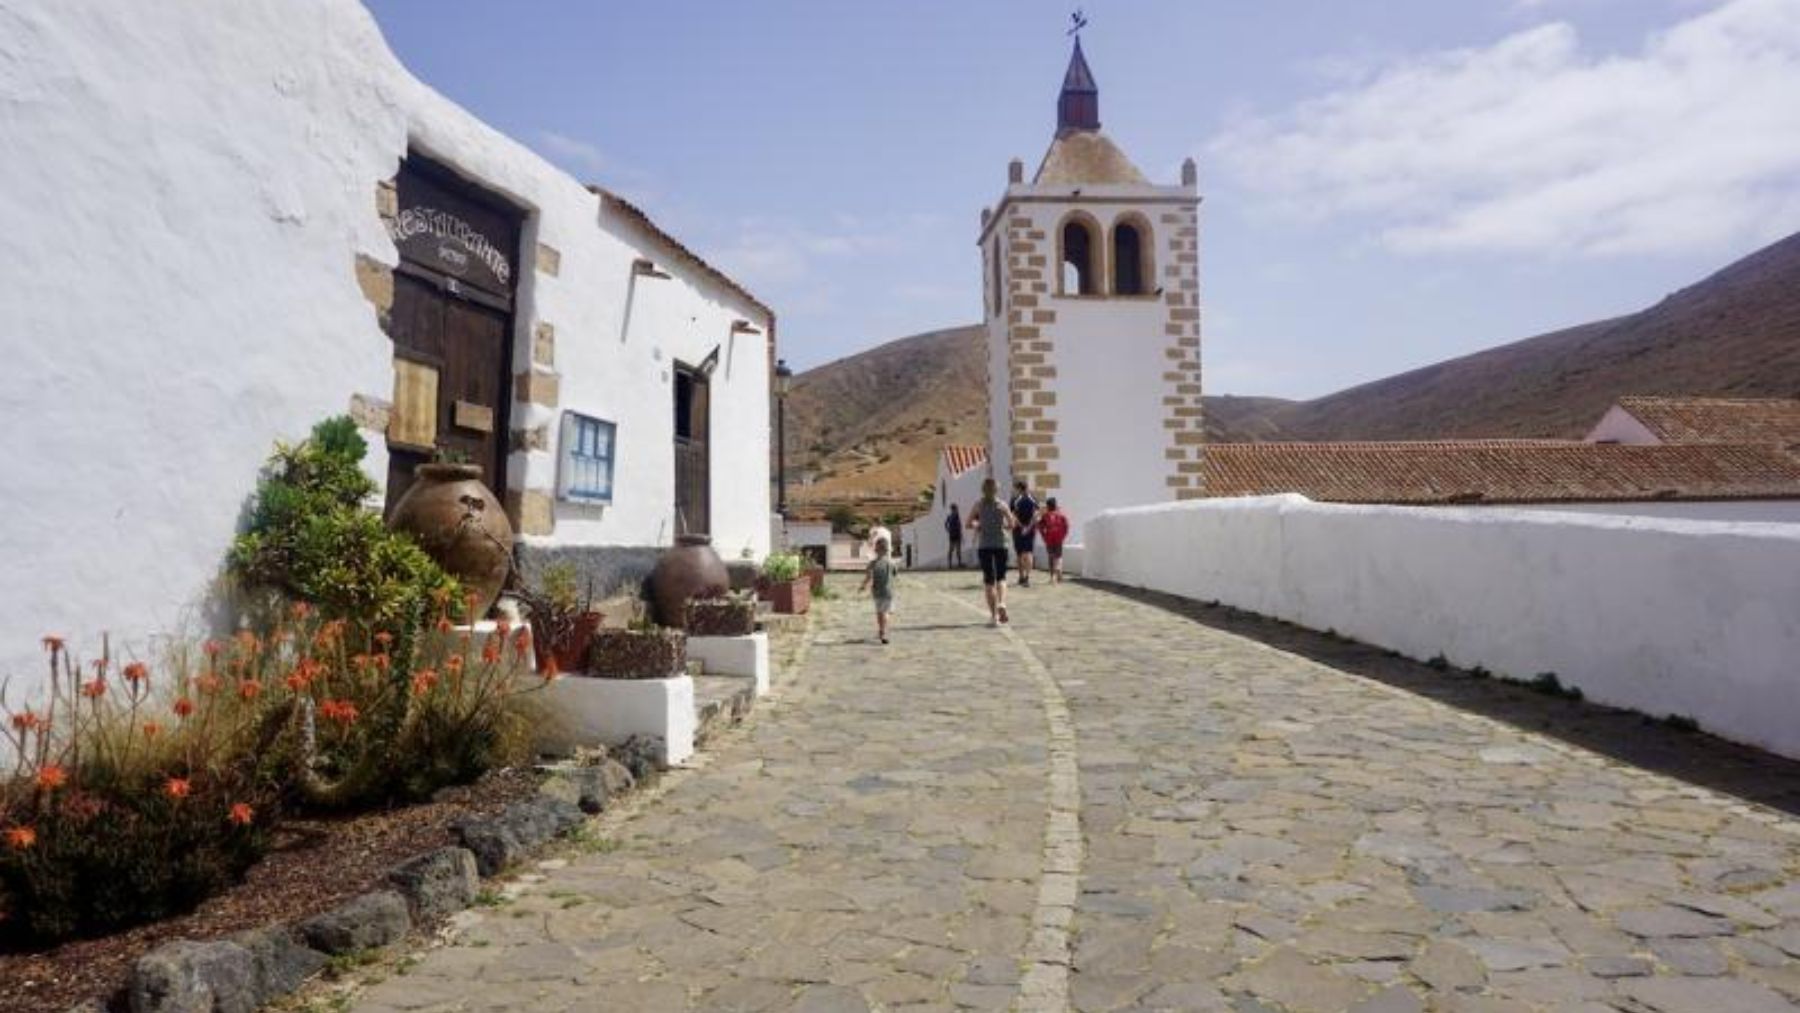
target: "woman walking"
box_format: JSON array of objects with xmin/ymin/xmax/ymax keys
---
[{"xmin": 967, "ymin": 478, "xmax": 1018, "ymax": 627}]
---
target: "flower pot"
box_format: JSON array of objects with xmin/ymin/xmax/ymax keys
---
[
  {"xmin": 805, "ymin": 566, "xmax": 826, "ymax": 593},
  {"xmin": 589, "ymin": 628, "xmax": 687, "ymax": 680},
  {"xmin": 387, "ymin": 463, "xmax": 514, "ymax": 618},
  {"xmin": 768, "ymin": 579, "xmax": 810, "ymax": 615},
  {"xmin": 533, "ymin": 610, "xmax": 604, "ymax": 672},
  {"xmin": 648, "ymin": 535, "xmax": 730, "ymax": 628}
]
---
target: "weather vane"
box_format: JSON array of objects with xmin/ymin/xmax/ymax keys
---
[{"xmin": 1068, "ymin": 9, "xmax": 1089, "ymax": 37}]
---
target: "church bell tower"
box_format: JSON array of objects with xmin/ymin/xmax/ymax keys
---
[{"xmin": 979, "ymin": 36, "xmax": 1204, "ymax": 526}]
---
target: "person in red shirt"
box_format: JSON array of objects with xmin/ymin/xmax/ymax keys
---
[{"xmin": 1038, "ymin": 497, "xmax": 1071, "ymax": 584}]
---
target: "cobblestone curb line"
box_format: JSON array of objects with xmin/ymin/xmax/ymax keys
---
[{"xmin": 929, "ymin": 582, "xmax": 1084, "ymax": 1012}]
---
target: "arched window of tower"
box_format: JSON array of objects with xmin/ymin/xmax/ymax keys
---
[
  {"xmin": 1112, "ymin": 218, "xmax": 1152, "ymax": 296},
  {"xmin": 1060, "ymin": 217, "xmax": 1101, "ymax": 296}
]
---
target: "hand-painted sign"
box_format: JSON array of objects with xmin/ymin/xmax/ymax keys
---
[{"xmin": 391, "ymin": 161, "xmax": 520, "ymax": 298}]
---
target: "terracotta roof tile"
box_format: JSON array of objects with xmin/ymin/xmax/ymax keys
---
[
  {"xmin": 941, "ymin": 445, "xmax": 988, "ymax": 477},
  {"xmin": 1616, "ymin": 396, "xmax": 1800, "ymax": 447},
  {"xmin": 1204, "ymin": 441, "xmax": 1800, "ymax": 505}
]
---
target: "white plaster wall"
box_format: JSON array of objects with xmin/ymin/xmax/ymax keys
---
[
  {"xmin": 1085, "ymin": 495, "xmax": 1800, "ymax": 760},
  {"xmin": 985, "ymin": 314, "xmax": 1013, "ymax": 495},
  {"xmin": 1506, "ymin": 500, "xmax": 1800, "ymax": 524},
  {"xmin": 0, "ymin": 0, "xmax": 770, "ymax": 696},
  {"xmin": 783, "ymin": 521, "xmax": 832, "ymax": 551},
  {"xmin": 909, "ymin": 463, "xmax": 989, "ymax": 568},
  {"xmin": 1585, "ymin": 405, "xmax": 1661, "ymax": 445}
]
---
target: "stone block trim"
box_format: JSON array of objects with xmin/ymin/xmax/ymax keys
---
[
  {"xmin": 1003, "ymin": 217, "xmax": 1062, "ymax": 497},
  {"xmin": 515, "ymin": 370, "xmax": 560, "ymax": 407},
  {"xmin": 536, "ymin": 243, "xmax": 562, "ymax": 277},
  {"xmin": 1159, "ymin": 205, "xmax": 1205, "ymax": 498},
  {"xmin": 533, "ymin": 322, "xmax": 556, "ymax": 367},
  {"xmin": 506, "ymin": 489, "xmax": 555, "ymax": 537},
  {"xmin": 354, "ymin": 253, "xmax": 394, "ymax": 314}
]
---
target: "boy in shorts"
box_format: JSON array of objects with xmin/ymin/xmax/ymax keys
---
[{"xmin": 860, "ymin": 537, "xmax": 899, "ymax": 644}]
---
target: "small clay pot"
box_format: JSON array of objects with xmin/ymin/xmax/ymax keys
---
[
  {"xmin": 648, "ymin": 535, "xmax": 730, "ymax": 628},
  {"xmin": 388, "ymin": 463, "xmax": 515, "ymax": 618}
]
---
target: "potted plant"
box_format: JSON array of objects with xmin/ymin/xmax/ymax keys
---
[
  {"xmin": 686, "ymin": 591, "xmax": 757, "ymax": 637},
  {"xmin": 518, "ymin": 562, "xmax": 603, "ymax": 673},
  {"xmin": 760, "ymin": 551, "xmax": 810, "ymax": 615},
  {"xmin": 589, "ymin": 614, "xmax": 688, "ymax": 680}
]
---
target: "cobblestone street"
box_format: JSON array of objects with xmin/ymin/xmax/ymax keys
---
[{"xmin": 348, "ymin": 573, "xmax": 1800, "ymax": 1012}]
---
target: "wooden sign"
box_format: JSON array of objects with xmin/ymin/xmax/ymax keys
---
[
  {"xmin": 453, "ymin": 400, "xmax": 494, "ymax": 434},
  {"xmin": 388, "ymin": 358, "xmax": 439, "ymax": 451},
  {"xmin": 390, "ymin": 161, "xmax": 520, "ymax": 298}
]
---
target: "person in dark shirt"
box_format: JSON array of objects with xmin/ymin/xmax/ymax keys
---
[
  {"xmin": 1009, "ymin": 481, "xmax": 1039, "ymax": 587},
  {"xmin": 944, "ymin": 503, "xmax": 964, "ymax": 568}
]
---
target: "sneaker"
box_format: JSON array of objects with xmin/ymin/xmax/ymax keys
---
[
  {"xmin": 988, "ymin": 618, "xmax": 999, "ymax": 628},
  {"xmin": 880, "ymin": 636, "xmax": 889, "ymax": 645}
]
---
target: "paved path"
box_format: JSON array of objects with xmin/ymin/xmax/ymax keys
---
[{"xmin": 349, "ymin": 574, "xmax": 1800, "ymax": 1012}]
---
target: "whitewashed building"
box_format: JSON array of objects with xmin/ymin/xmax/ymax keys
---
[
  {"xmin": 0, "ymin": 0, "xmax": 775, "ymax": 692},
  {"xmin": 980, "ymin": 38, "xmax": 1204, "ymax": 529},
  {"xmin": 900, "ymin": 446, "xmax": 989, "ymax": 569}
]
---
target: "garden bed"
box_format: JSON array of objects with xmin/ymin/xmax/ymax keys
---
[{"xmin": 0, "ymin": 767, "xmax": 542, "ymax": 1013}]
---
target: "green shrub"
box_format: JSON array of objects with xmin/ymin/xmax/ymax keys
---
[
  {"xmin": 230, "ymin": 417, "xmax": 460, "ymax": 630},
  {"xmin": 762, "ymin": 552, "xmax": 803, "ymax": 583}
]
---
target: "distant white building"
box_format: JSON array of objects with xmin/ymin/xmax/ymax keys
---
[
  {"xmin": 0, "ymin": 0, "xmax": 775, "ymax": 693},
  {"xmin": 979, "ymin": 37, "xmax": 1204, "ymax": 530},
  {"xmin": 901, "ymin": 446, "xmax": 989, "ymax": 568}
]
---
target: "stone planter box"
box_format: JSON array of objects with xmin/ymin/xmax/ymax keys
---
[
  {"xmin": 688, "ymin": 633, "xmax": 770, "ymax": 697},
  {"xmin": 536, "ymin": 674, "xmax": 695, "ymax": 766},
  {"xmin": 686, "ymin": 596, "xmax": 756, "ymax": 637},
  {"xmin": 762, "ymin": 579, "xmax": 810, "ymax": 615},
  {"xmin": 588, "ymin": 627, "xmax": 686, "ymax": 680}
]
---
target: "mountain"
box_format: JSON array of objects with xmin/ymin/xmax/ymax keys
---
[{"xmin": 785, "ymin": 230, "xmax": 1800, "ymax": 509}]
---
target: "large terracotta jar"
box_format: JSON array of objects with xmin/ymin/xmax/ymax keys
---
[
  {"xmin": 388, "ymin": 463, "xmax": 515, "ymax": 618},
  {"xmin": 648, "ymin": 534, "xmax": 730, "ymax": 628}
]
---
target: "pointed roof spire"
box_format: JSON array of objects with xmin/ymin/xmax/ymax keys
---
[{"xmin": 1058, "ymin": 37, "xmax": 1100, "ymax": 134}]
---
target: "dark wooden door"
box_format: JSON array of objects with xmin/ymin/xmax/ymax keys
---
[{"xmin": 674, "ymin": 367, "xmax": 710, "ymax": 535}]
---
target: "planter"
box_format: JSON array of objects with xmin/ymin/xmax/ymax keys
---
[
  {"xmin": 532, "ymin": 610, "xmax": 604, "ymax": 673},
  {"xmin": 688, "ymin": 633, "xmax": 770, "ymax": 697},
  {"xmin": 686, "ymin": 596, "xmax": 756, "ymax": 637},
  {"xmin": 588, "ymin": 627, "xmax": 687, "ymax": 680},
  {"xmin": 647, "ymin": 535, "xmax": 730, "ymax": 628},
  {"xmin": 805, "ymin": 565, "xmax": 826, "ymax": 593},
  {"xmin": 537, "ymin": 673, "xmax": 695, "ymax": 766},
  {"xmin": 767, "ymin": 579, "xmax": 810, "ymax": 615},
  {"xmin": 388, "ymin": 463, "xmax": 515, "ymax": 618}
]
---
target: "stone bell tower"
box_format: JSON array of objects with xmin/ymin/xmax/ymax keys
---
[{"xmin": 979, "ymin": 37, "xmax": 1204, "ymax": 526}]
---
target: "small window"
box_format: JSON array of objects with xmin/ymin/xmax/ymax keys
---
[{"xmin": 558, "ymin": 412, "xmax": 617, "ymax": 503}]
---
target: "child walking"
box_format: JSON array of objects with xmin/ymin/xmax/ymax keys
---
[{"xmin": 860, "ymin": 537, "xmax": 899, "ymax": 644}]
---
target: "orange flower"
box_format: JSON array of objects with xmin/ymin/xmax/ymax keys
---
[
  {"xmin": 444, "ymin": 655, "xmax": 464, "ymax": 674},
  {"xmin": 374, "ymin": 631, "xmax": 393, "ymax": 648},
  {"xmin": 142, "ymin": 721, "xmax": 162, "ymax": 739},
  {"xmin": 123, "ymin": 661, "xmax": 149, "ymax": 684},
  {"xmin": 496, "ymin": 618, "xmax": 513, "ymax": 638},
  {"xmin": 236, "ymin": 631, "xmax": 260, "ymax": 655},
  {"xmin": 512, "ymin": 628, "xmax": 532, "ymax": 660},
  {"xmin": 172, "ymin": 697, "xmax": 196, "ymax": 719},
  {"xmin": 237, "ymin": 680, "xmax": 262, "ymax": 702},
  {"xmin": 372, "ymin": 653, "xmax": 391, "ymax": 673},
  {"xmin": 541, "ymin": 656, "xmax": 561, "ymax": 683},
  {"xmin": 319, "ymin": 699, "xmax": 359, "ymax": 726},
  {"xmin": 196, "ymin": 674, "xmax": 222, "ymax": 696},
  {"xmin": 410, "ymin": 670, "xmax": 439, "ymax": 696},
  {"xmin": 227, "ymin": 802, "xmax": 255, "ymax": 826},
  {"xmin": 284, "ymin": 670, "xmax": 309, "ymax": 692},
  {"xmin": 164, "ymin": 777, "xmax": 192, "ymax": 800},
  {"xmin": 10, "ymin": 710, "xmax": 44, "ymax": 733},
  {"xmin": 40, "ymin": 635, "xmax": 64, "ymax": 653},
  {"xmin": 5, "ymin": 827, "xmax": 36, "ymax": 851},
  {"xmin": 203, "ymin": 639, "xmax": 224, "ymax": 658},
  {"xmin": 80, "ymin": 678, "xmax": 106, "ymax": 699},
  {"xmin": 290, "ymin": 601, "xmax": 312, "ymax": 620},
  {"xmin": 351, "ymin": 653, "xmax": 371, "ymax": 673},
  {"xmin": 481, "ymin": 641, "xmax": 501, "ymax": 665},
  {"xmin": 36, "ymin": 765, "xmax": 67, "ymax": 791},
  {"xmin": 435, "ymin": 617, "xmax": 454, "ymax": 634}
]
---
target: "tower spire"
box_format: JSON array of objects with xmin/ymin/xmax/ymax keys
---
[{"xmin": 1057, "ymin": 36, "xmax": 1100, "ymax": 134}]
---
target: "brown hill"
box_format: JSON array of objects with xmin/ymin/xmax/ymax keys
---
[
  {"xmin": 1262, "ymin": 231, "xmax": 1800, "ymax": 440},
  {"xmin": 785, "ymin": 230, "xmax": 1800, "ymax": 509}
]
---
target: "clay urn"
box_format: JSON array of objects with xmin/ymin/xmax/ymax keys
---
[
  {"xmin": 388, "ymin": 463, "xmax": 515, "ymax": 619},
  {"xmin": 648, "ymin": 534, "xmax": 730, "ymax": 628}
]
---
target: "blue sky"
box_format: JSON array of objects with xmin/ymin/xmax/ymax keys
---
[{"xmin": 365, "ymin": 0, "xmax": 1800, "ymax": 399}]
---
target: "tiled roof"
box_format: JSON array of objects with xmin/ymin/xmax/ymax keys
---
[
  {"xmin": 942, "ymin": 445, "xmax": 988, "ymax": 477},
  {"xmin": 1033, "ymin": 131, "xmax": 1148, "ymax": 186},
  {"xmin": 1615, "ymin": 396, "xmax": 1800, "ymax": 447},
  {"xmin": 1204, "ymin": 441, "xmax": 1800, "ymax": 505}
]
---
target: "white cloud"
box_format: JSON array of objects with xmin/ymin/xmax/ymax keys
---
[
  {"xmin": 535, "ymin": 131, "xmax": 608, "ymax": 176},
  {"xmin": 1209, "ymin": 0, "xmax": 1800, "ymax": 257}
]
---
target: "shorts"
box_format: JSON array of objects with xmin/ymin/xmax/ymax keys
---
[
  {"xmin": 1045, "ymin": 542, "xmax": 1064, "ymax": 560},
  {"xmin": 978, "ymin": 547, "xmax": 1009, "ymax": 586},
  {"xmin": 1012, "ymin": 532, "xmax": 1036, "ymax": 555},
  {"xmin": 873, "ymin": 595, "xmax": 893, "ymax": 615}
]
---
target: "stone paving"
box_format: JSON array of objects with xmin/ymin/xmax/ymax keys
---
[{"xmin": 346, "ymin": 573, "xmax": 1800, "ymax": 1012}]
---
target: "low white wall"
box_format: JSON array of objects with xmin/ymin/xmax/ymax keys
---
[{"xmin": 1084, "ymin": 495, "xmax": 1800, "ymax": 759}]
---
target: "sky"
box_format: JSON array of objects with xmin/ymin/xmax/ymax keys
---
[{"xmin": 364, "ymin": 0, "xmax": 1800, "ymax": 400}]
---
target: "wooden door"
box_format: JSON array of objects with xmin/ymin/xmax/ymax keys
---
[{"xmin": 674, "ymin": 367, "xmax": 710, "ymax": 535}]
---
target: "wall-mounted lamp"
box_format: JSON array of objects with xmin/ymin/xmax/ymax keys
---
[
  {"xmin": 696, "ymin": 345, "xmax": 721, "ymax": 379},
  {"xmin": 730, "ymin": 319, "xmax": 762, "ymax": 336},
  {"xmin": 632, "ymin": 258, "xmax": 671, "ymax": 279}
]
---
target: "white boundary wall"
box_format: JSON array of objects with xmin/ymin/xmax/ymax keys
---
[{"xmin": 1083, "ymin": 495, "xmax": 1800, "ymax": 760}]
